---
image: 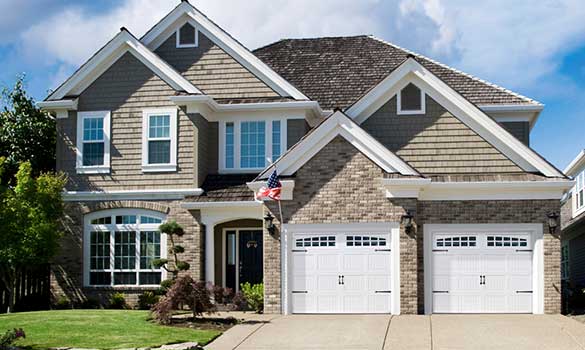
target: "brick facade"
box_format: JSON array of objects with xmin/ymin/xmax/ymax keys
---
[{"xmin": 52, "ymin": 200, "xmax": 203, "ymax": 307}]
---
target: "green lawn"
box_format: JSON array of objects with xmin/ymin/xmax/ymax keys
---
[{"xmin": 0, "ymin": 310, "xmax": 220, "ymax": 349}]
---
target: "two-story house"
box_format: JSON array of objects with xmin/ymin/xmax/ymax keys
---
[{"xmin": 39, "ymin": 0, "xmax": 572, "ymax": 315}]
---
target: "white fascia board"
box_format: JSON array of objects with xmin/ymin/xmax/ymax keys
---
[
  {"xmin": 346, "ymin": 58, "xmax": 564, "ymax": 178},
  {"xmin": 247, "ymin": 180, "xmax": 295, "ymax": 200},
  {"xmin": 257, "ymin": 111, "xmax": 419, "ymax": 179},
  {"xmin": 37, "ymin": 99, "xmax": 78, "ymax": 110},
  {"xmin": 480, "ymin": 104, "xmax": 543, "ymax": 130},
  {"xmin": 47, "ymin": 30, "xmax": 200, "ymax": 101},
  {"xmin": 479, "ymin": 104, "xmax": 544, "ymax": 112},
  {"xmin": 181, "ymin": 201, "xmax": 262, "ymax": 209},
  {"xmin": 169, "ymin": 95, "xmax": 324, "ymax": 121},
  {"xmin": 63, "ymin": 188, "xmax": 203, "ymax": 202},
  {"xmin": 381, "ymin": 178, "xmax": 432, "ymax": 198},
  {"xmin": 142, "ymin": 2, "xmax": 307, "ymax": 100},
  {"xmin": 564, "ymin": 150, "xmax": 585, "ymax": 177},
  {"xmin": 419, "ymin": 181, "xmax": 573, "ymax": 201}
]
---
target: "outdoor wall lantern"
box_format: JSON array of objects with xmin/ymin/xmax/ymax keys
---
[
  {"xmin": 547, "ymin": 211, "xmax": 559, "ymax": 235},
  {"xmin": 264, "ymin": 212, "xmax": 276, "ymax": 236},
  {"xmin": 401, "ymin": 211, "xmax": 414, "ymax": 234}
]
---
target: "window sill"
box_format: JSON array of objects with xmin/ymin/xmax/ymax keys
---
[
  {"xmin": 142, "ymin": 164, "xmax": 177, "ymax": 173},
  {"xmin": 397, "ymin": 109, "xmax": 426, "ymax": 115},
  {"xmin": 573, "ymin": 206, "xmax": 585, "ymax": 219},
  {"xmin": 77, "ymin": 166, "xmax": 110, "ymax": 175},
  {"xmin": 84, "ymin": 285, "xmax": 161, "ymax": 290},
  {"xmin": 219, "ymin": 168, "xmax": 265, "ymax": 174}
]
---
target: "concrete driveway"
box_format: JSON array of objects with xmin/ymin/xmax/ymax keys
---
[{"xmin": 206, "ymin": 314, "xmax": 585, "ymax": 350}]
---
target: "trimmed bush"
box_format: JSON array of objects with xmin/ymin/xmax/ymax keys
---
[
  {"xmin": 108, "ymin": 293, "xmax": 127, "ymax": 309},
  {"xmin": 240, "ymin": 282, "xmax": 264, "ymax": 313},
  {"xmin": 152, "ymin": 276, "xmax": 215, "ymax": 324},
  {"xmin": 137, "ymin": 291, "xmax": 160, "ymax": 310}
]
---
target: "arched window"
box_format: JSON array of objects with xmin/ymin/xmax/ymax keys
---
[{"xmin": 84, "ymin": 209, "xmax": 167, "ymax": 287}]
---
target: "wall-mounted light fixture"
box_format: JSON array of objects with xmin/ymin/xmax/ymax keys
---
[
  {"xmin": 264, "ymin": 212, "xmax": 276, "ymax": 236},
  {"xmin": 401, "ymin": 211, "xmax": 414, "ymax": 235},
  {"xmin": 547, "ymin": 212, "xmax": 559, "ymax": 235}
]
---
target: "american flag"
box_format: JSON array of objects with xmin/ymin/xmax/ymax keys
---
[{"xmin": 255, "ymin": 169, "xmax": 282, "ymax": 201}]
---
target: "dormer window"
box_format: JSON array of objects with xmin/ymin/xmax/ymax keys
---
[
  {"xmin": 176, "ymin": 23, "xmax": 198, "ymax": 48},
  {"xmin": 397, "ymin": 83, "xmax": 425, "ymax": 115}
]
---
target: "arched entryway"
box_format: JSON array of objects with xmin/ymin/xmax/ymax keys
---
[{"xmin": 214, "ymin": 219, "xmax": 263, "ymax": 291}]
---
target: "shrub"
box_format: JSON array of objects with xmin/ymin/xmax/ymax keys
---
[
  {"xmin": 152, "ymin": 276, "xmax": 216, "ymax": 324},
  {"xmin": 53, "ymin": 295, "xmax": 71, "ymax": 310},
  {"xmin": 159, "ymin": 278, "xmax": 175, "ymax": 294},
  {"xmin": 211, "ymin": 285, "xmax": 234, "ymax": 305},
  {"xmin": 108, "ymin": 293, "xmax": 127, "ymax": 309},
  {"xmin": 0, "ymin": 328, "xmax": 25, "ymax": 349},
  {"xmin": 231, "ymin": 291, "xmax": 247, "ymax": 311},
  {"xmin": 240, "ymin": 282, "xmax": 264, "ymax": 313},
  {"xmin": 137, "ymin": 291, "xmax": 160, "ymax": 310},
  {"xmin": 80, "ymin": 297, "xmax": 101, "ymax": 309},
  {"xmin": 153, "ymin": 221, "xmax": 190, "ymax": 279}
]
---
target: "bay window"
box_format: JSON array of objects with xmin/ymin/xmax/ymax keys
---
[
  {"xmin": 76, "ymin": 111, "xmax": 111, "ymax": 174},
  {"xmin": 575, "ymin": 170, "xmax": 585, "ymax": 215},
  {"xmin": 220, "ymin": 119, "xmax": 286, "ymax": 172},
  {"xmin": 142, "ymin": 108, "xmax": 177, "ymax": 172},
  {"xmin": 84, "ymin": 210, "xmax": 166, "ymax": 287}
]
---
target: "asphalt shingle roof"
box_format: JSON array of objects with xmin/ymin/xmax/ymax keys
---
[
  {"xmin": 189, "ymin": 174, "xmax": 257, "ymax": 202},
  {"xmin": 253, "ymin": 35, "xmax": 540, "ymax": 110}
]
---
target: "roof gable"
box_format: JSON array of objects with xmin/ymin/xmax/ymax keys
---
[
  {"xmin": 141, "ymin": 1, "xmax": 307, "ymax": 100},
  {"xmin": 345, "ymin": 57, "xmax": 564, "ymax": 178},
  {"xmin": 257, "ymin": 111, "xmax": 420, "ymax": 179},
  {"xmin": 253, "ymin": 35, "xmax": 540, "ymax": 110},
  {"xmin": 565, "ymin": 150, "xmax": 585, "ymax": 176},
  {"xmin": 47, "ymin": 29, "xmax": 200, "ymax": 101}
]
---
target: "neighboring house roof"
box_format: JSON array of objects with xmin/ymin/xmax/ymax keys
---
[
  {"xmin": 141, "ymin": 1, "xmax": 308, "ymax": 100},
  {"xmin": 46, "ymin": 29, "xmax": 200, "ymax": 101},
  {"xmin": 257, "ymin": 110, "xmax": 421, "ymax": 179},
  {"xmin": 564, "ymin": 149, "xmax": 585, "ymax": 177},
  {"xmin": 253, "ymin": 35, "xmax": 541, "ymax": 110},
  {"xmin": 344, "ymin": 57, "xmax": 565, "ymax": 178}
]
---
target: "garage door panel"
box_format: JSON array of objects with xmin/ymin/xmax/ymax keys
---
[
  {"xmin": 318, "ymin": 254, "xmax": 340, "ymax": 271},
  {"xmin": 369, "ymin": 294, "xmax": 391, "ymax": 313},
  {"xmin": 455, "ymin": 255, "xmax": 482, "ymax": 273},
  {"xmin": 508, "ymin": 254, "xmax": 532, "ymax": 272},
  {"xmin": 368, "ymin": 275, "xmax": 391, "ymax": 291},
  {"xmin": 317, "ymin": 295, "xmax": 338, "ymax": 313},
  {"xmin": 292, "ymin": 274, "xmax": 315, "ymax": 291},
  {"xmin": 292, "ymin": 293, "xmax": 314, "ymax": 313},
  {"xmin": 369, "ymin": 253, "xmax": 391, "ymax": 271},
  {"xmin": 318, "ymin": 274, "xmax": 340, "ymax": 291},
  {"xmin": 456, "ymin": 275, "xmax": 483, "ymax": 291}
]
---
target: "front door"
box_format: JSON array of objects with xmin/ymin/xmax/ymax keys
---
[{"xmin": 239, "ymin": 230, "xmax": 263, "ymax": 286}]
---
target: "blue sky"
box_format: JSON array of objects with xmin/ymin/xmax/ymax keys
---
[{"xmin": 1, "ymin": 0, "xmax": 584, "ymax": 170}]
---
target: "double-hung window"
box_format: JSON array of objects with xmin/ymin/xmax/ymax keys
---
[
  {"xmin": 220, "ymin": 119, "xmax": 286, "ymax": 172},
  {"xmin": 85, "ymin": 209, "xmax": 166, "ymax": 287},
  {"xmin": 142, "ymin": 108, "xmax": 177, "ymax": 172},
  {"xmin": 76, "ymin": 111, "xmax": 111, "ymax": 174},
  {"xmin": 561, "ymin": 242, "xmax": 570, "ymax": 281},
  {"xmin": 575, "ymin": 171, "xmax": 585, "ymax": 216}
]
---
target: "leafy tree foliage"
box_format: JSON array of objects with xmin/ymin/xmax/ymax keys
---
[
  {"xmin": 0, "ymin": 158, "xmax": 66, "ymax": 312},
  {"xmin": 152, "ymin": 276, "xmax": 215, "ymax": 324},
  {"xmin": 0, "ymin": 75, "xmax": 56, "ymax": 181}
]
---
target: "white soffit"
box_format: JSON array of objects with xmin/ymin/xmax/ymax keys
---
[
  {"xmin": 46, "ymin": 30, "xmax": 200, "ymax": 101},
  {"xmin": 63, "ymin": 188, "xmax": 203, "ymax": 202},
  {"xmin": 564, "ymin": 150, "xmax": 585, "ymax": 177},
  {"xmin": 345, "ymin": 58, "xmax": 564, "ymax": 178},
  {"xmin": 247, "ymin": 180, "xmax": 295, "ymax": 200},
  {"xmin": 141, "ymin": 2, "xmax": 308, "ymax": 100},
  {"xmin": 257, "ymin": 111, "xmax": 420, "ymax": 179}
]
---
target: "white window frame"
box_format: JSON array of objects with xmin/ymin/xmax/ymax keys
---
[
  {"xmin": 397, "ymin": 83, "xmax": 426, "ymax": 115},
  {"xmin": 83, "ymin": 209, "xmax": 168, "ymax": 288},
  {"xmin": 218, "ymin": 118, "xmax": 287, "ymax": 173},
  {"xmin": 76, "ymin": 111, "xmax": 111, "ymax": 174},
  {"xmin": 176, "ymin": 23, "xmax": 199, "ymax": 48},
  {"xmin": 561, "ymin": 241, "xmax": 570, "ymax": 281},
  {"xmin": 142, "ymin": 108, "xmax": 178, "ymax": 173},
  {"xmin": 573, "ymin": 170, "xmax": 585, "ymax": 218}
]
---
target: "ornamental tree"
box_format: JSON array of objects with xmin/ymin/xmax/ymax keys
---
[
  {"xmin": 153, "ymin": 221, "xmax": 190, "ymax": 279},
  {"xmin": 0, "ymin": 159, "xmax": 66, "ymax": 313},
  {"xmin": 0, "ymin": 75, "xmax": 56, "ymax": 182}
]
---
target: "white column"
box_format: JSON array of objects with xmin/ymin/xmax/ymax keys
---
[{"xmin": 205, "ymin": 223, "xmax": 215, "ymax": 284}]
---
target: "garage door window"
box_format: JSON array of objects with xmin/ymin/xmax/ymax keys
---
[
  {"xmin": 486, "ymin": 236, "xmax": 527, "ymax": 247},
  {"xmin": 295, "ymin": 236, "xmax": 336, "ymax": 247},
  {"xmin": 435, "ymin": 236, "xmax": 476, "ymax": 247},
  {"xmin": 346, "ymin": 235, "xmax": 387, "ymax": 247}
]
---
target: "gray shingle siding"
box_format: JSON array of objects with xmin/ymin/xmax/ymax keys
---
[
  {"xmin": 155, "ymin": 31, "xmax": 278, "ymax": 99},
  {"xmin": 361, "ymin": 95, "xmax": 523, "ymax": 175},
  {"xmin": 500, "ymin": 121, "xmax": 530, "ymax": 146}
]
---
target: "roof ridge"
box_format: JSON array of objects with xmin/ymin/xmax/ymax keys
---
[
  {"xmin": 368, "ymin": 35, "xmax": 543, "ymax": 106},
  {"xmin": 253, "ymin": 35, "xmax": 371, "ymax": 51}
]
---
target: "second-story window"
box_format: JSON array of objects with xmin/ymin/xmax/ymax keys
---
[
  {"xmin": 176, "ymin": 22, "xmax": 198, "ymax": 48},
  {"xmin": 576, "ymin": 171, "xmax": 585, "ymax": 213},
  {"xmin": 142, "ymin": 108, "xmax": 177, "ymax": 172},
  {"xmin": 220, "ymin": 119, "xmax": 285, "ymax": 172},
  {"xmin": 76, "ymin": 111, "xmax": 111, "ymax": 174}
]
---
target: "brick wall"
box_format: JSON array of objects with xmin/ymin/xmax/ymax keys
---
[{"xmin": 52, "ymin": 200, "xmax": 203, "ymax": 307}]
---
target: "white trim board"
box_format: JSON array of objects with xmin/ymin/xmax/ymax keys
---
[
  {"xmin": 423, "ymin": 223, "xmax": 544, "ymax": 314},
  {"xmin": 564, "ymin": 150, "xmax": 585, "ymax": 176},
  {"xmin": 46, "ymin": 29, "xmax": 200, "ymax": 101},
  {"xmin": 141, "ymin": 2, "xmax": 307, "ymax": 100},
  {"xmin": 345, "ymin": 58, "xmax": 564, "ymax": 178},
  {"xmin": 282, "ymin": 222, "xmax": 401, "ymax": 315},
  {"xmin": 141, "ymin": 107, "xmax": 178, "ymax": 173},
  {"xmin": 63, "ymin": 188, "xmax": 203, "ymax": 201},
  {"xmin": 257, "ymin": 111, "xmax": 420, "ymax": 179}
]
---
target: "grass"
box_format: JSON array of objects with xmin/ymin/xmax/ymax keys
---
[{"xmin": 0, "ymin": 310, "xmax": 221, "ymax": 349}]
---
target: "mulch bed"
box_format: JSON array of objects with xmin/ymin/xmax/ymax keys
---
[{"xmin": 170, "ymin": 316, "xmax": 239, "ymax": 332}]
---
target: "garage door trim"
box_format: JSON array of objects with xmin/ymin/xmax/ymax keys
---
[
  {"xmin": 423, "ymin": 223, "xmax": 544, "ymax": 315},
  {"xmin": 282, "ymin": 222, "xmax": 401, "ymax": 315}
]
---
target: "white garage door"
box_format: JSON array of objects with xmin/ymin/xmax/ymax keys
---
[
  {"xmin": 291, "ymin": 232, "xmax": 393, "ymax": 313},
  {"xmin": 431, "ymin": 232, "xmax": 533, "ymax": 313}
]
